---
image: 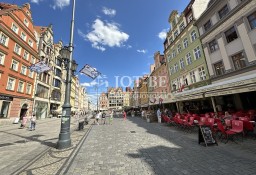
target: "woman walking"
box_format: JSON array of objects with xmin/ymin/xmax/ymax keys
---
[{"xmin": 123, "ymin": 110, "xmax": 127, "ymax": 121}]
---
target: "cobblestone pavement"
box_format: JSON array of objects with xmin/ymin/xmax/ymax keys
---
[
  {"xmin": 65, "ymin": 116, "xmax": 256, "ymax": 175},
  {"xmin": 0, "ymin": 117, "xmax": 92, "ymax": 175}
]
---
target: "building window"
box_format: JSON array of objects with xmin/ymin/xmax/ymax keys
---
[
  {"xmin": 17, "ymin": 81, "xmax": 24, "ymax": 92},
  {"xmin": 26, "ymin": 84, "xmax": 32, "ymax": 94},
  {"xmin": 174, "ymin": 63, "xmax": 179, "ymax": 72},
  {"xmin": 183, "ymin": 38, "xmax": 188, "ymax": 48},
  {"xmin": 194, "ymin": 46, "xmax": 201, "ymax": 60},
  {"xmin": 232, "ymin": 52, "xmax": 246, "ymax": 70},
  {"xmin": 6, "ymin": 77, "xmax": 16, "ymax": 90},
  {"xmin": 177, "ymin": 44, "xmax": 182, "ymax": 53},
  {"xmin": 172, "ymin": 49, "xmax": 176, "ymax": 58},
  {"xmin": 0, "ymin": 33, "xmax": 8, "ymax": 46},
  {"xmin": 169, "ymin": 37, "xmax": 173, "ymax": 44},
  {"xmin": 56, "ymin": 58, "xmax": 62, "ymax": 67},
  {"xmin": 209, "ymin": 39, "xmax": 219, "ymax": 53},
  {"xmin": 174, "ymin": 30, "xmax": 179, "ymax": 38},
  {"xmin": 187, "ymin": 13, "xmax": 193, "ymax": 23},
  {"xmin": 218, "ymin": 4, "xmax": 229, "ymax": 19},
  {"xmin": 183, "ymin": 76, "xmax": 188, "ymax": 85},
  {"xmin": 28, "ymin": 70, "xmax": 33, "ymax": 78},
  {"xmin": 186, "ymin": 52, "xmax": 192, "ymax": 65},
  {"xmin": 36, "ymin": 84, "xmax": 49, "ymax": 98},
  {"xmin": 24, "ymin": 18, "xmax": 29, "ymax": 27},
  {"xmin": 170, "ymin": 66, "xmax": 174, "ymax": 75},
  {"xmin": 214, "ymin": 62, "xmax": 225, "ymax": 75},
  {"xmin": 28, "ymin": 39, "xmax": 33, "ymax": 47},
  {"xmin": 11, "ymin": 60, "xmax": 19, "ymax": 71},
  {"xmin": 225, "ymin": 27, "xmax": 238, "ymax": 43},
  {"xmin": 31, "ymin": 56, "xmax": 36, "ymax": 64},
  {"xmin": 11, "ymin": 23, "xmax": 19, "ymax": 34},
  {"xmin": 55, "ymin": 68, "xmax": 62, "ymax": 78},
  {"xmin": 191, "ymin": 30, "xmax": 197, "ymax": 41},
  {"xmin": 167, "ymin": 54, "xmax": 171, "ymax": 62},
  {"xmin": 21, "ymin": 65, "xmax": 27, "ymax": 75},
  {"xmin": 0, "ymin": 52, "xmax": 5, "ymax": 65},
  {"xmin": 180, "ymin": 58, "xmax": 185, "ymax": 69},
  {"xmin": 179, "ymin": 22, "xmax": 185, "ymax": 32},
  {"xmin": 247, "ymin": 11, "xmax": 256, "ymax": 29},
  {"xmin": 14, "ymin": 44, "xmax": 21, "ymax": 55},
  {"xmin": 53, "ymin": 78, "xmax": 61, "ymax": 88},
  {"xmin": 198, "ymin": 67, "xmax": 206, "ymax": 81},
  {"xmin": 21, "ymin": 32, "xmax": 26, "ymax": 41},
  {"xmin": 23, "ymin": 51, "xmax": 29, "ymax": 60},
  {"xmin": 190, "ymin": 71, "xmax": 196, "ymax": 83},
  {"xmin": 204, "ymin": 20, "xmax": 212, "ymax": 32}
]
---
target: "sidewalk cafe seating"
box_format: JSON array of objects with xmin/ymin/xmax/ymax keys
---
[
  {"xmin": 183, "ymin": 116, "xmax": 195, "ymax": 132},
  {"xmin": 229, "ymin": 120, "xmax": 244, "ymax": 141},
  {"xmin": 217, "ymin": 121, "xmax": 237, "ymax": 144},
  {"xmin": 224, "ymin": 119, "xmax": 232, "ymax": 129},
  {"xmin": 162, "ymin": 115, "xmax": 171, "ymax": 123},
  {"xmin": 198, "ymin": 117, "xmax": 207, "ymax": 126}
]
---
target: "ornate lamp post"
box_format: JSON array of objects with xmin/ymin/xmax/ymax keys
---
[{"xmin": 57, "ymin": 0, "xmax": 77, "ymax": 150}]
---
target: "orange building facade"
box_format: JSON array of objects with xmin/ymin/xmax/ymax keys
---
[{"xmin": 0, "ymin": 3, "xmax": 39, "ymax": 122}]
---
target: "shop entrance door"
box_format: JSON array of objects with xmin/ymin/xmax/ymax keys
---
[{"xmin": 19, "ymin": 104, "xmax": 28, "ymax": 120}]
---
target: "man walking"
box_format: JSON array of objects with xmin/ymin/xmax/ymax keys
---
[{"xmin": 157, "ymin": 108, "xmax": 161, "ymax": 123}]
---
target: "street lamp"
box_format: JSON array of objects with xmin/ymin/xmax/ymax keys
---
[{"xmin": 57, "ymin": 0, "xmax": 76, "ymax": 150}]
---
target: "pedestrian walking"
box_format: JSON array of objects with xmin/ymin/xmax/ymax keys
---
[
  {"xmin": 95, "ymin": 112, "xmax": 102, "ymax": 125},
  {"xmin": 109, "ymin": 110, "xmax": 113, "ymax": 125},
  {"xmin": 102, "ymin": 112, "xmax": 106, "ymax": 125},
  {"xmin": 123, "ymin": 110, "xmax": 127, "ymax": 121},
  {"xmin": 30, "ymin": 114, "xmax": 36, "ymax": 130},
  {"xmin": 157, "ymin": 108, "xmax": 161, "ymax": 123},
  {"xmin": 20, "ymin": 112, "xmax": 28, "ymax": 128}
]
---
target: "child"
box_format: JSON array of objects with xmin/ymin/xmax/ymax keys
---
[{"xmin": 30, "ymin": 114, "xmax": 36, "ymax": 130}]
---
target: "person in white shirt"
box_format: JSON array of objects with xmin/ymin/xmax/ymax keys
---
[
  {"xmin": 157, "ymin": 108, "xmax": 161, "ymax": 123},
  {"xmin": 95, "ymin": 112, "xmax": 102, "ymax": 125}
]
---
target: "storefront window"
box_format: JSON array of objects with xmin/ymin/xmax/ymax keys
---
[{"xmin": 0, "ymin": 101, "xmax": 10, "ymax": 118}]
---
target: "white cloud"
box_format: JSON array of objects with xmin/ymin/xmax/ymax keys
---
[
  {"xmin": 137, "ymin": 49, "xmax": 147, "ymax": 54},
  {"xmin": 158, "ymin": 28, "xmax": 169, "ymax": 40},
  {"xmin": 78, "ymin": 19, "xmax": 129, "ymax": 51},
  {"xmin": 127, "ymin": 45, "xmax": 132, "ymax": 49},
  {"xmin": 30, "ymin": 0, "xmax": 42, "ymax": 3},
  {"xmin": 52, "ymin": 0, "xmax": 70, "ymax": 10},
  {"xmin": 80, "ymin": 81, "xmax": 98, "ymax": 87},
  {"xmin": 102, "ymin": 7, "xmax": 116, "ymax": 17}
]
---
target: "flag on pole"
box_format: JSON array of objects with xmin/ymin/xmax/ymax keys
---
[
  {"xmin": 79, "ymin": 64, "xmax": 101, "ymax": 79},
  {"xmin": 28, "ymin": 61, "xmax": 52, "ymax": 73}
]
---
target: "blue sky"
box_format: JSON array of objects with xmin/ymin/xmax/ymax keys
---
[{"xmin": 6, "ymin": 0, "xmax": 190, "ymax": 100}]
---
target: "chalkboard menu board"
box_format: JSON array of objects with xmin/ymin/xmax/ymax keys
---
[{"xmin": 198, "ymin": 125, "xmax": 218, "ymax": 146}]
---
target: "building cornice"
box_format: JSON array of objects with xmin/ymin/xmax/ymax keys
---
[{"xmin": 198, "ymin": 0, "xmax": 252, "ymax": 40}]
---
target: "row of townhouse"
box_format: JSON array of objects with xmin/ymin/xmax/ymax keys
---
[
  {"xmin": 98, "ymin": 87, "xmax": 133, "ymax": 111},
  {"xmin": 135, "ymin": 0, "xmax": 256, "ymax": 114},
  {"xmin": 0, "ymin": 3, "xmax": 88, "ymax": 124}
]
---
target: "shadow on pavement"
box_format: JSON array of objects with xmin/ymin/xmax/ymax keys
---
[
  {"xmin": 1, "ymin": 131, "xmax": 57, "ymax": 148},
  {"xmin": 125, "ymin": 116, "xmax": 256, "ymax": 175}
]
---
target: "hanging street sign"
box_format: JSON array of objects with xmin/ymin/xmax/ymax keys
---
[
  {"xmin": 79, "ymin": 64, "xmax": 101, "ymax": 79},
  {"xmin": 28, "ymin": 61, "xmax": 52, "ymax": 73}
]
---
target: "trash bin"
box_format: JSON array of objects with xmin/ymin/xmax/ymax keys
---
[{"xmin": 78, "ymin": 121, "xmax": 84, "ymax": 130}]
